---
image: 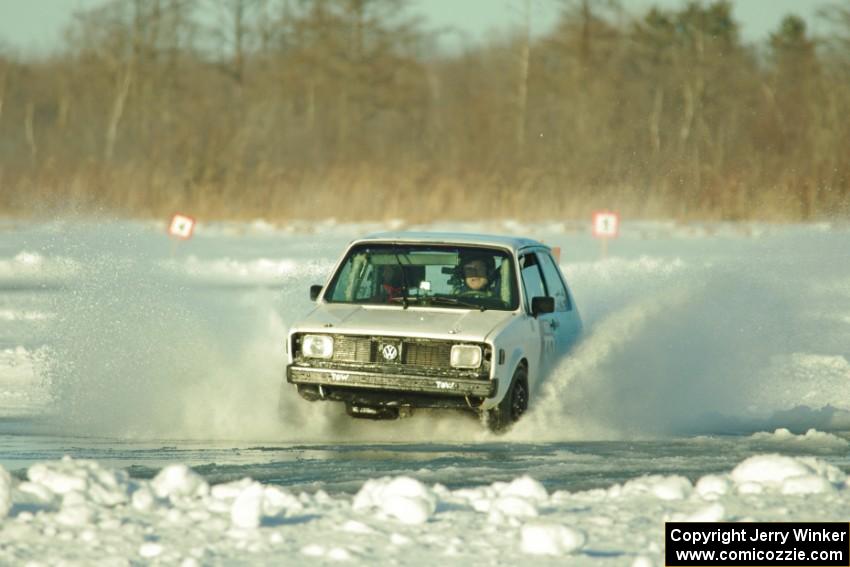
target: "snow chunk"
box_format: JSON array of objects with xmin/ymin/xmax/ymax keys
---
[
  {"xmin": 131, "ymin": 486, "xmax": 156, "ymax": 512},
  {"xmin": 695, "ymin": 475, "xmax": 731, "ymax": 500},
  {"xmin": 353, "ymin": 477, "xmax": 437, "ymax": 525},
  {"xmin": 139, "ymin": 542, "xmax": 164, "ymax": 558},
  {"xmin": 27, "ymin": 462, "xmax": 86, "ymax": 495},
  {"xmin": 231, "ymin": 482, "xmax": 264, "ymax": 529},
  {"xmin": 151, "ymin": 464, "xmax": 209, "ymax": 503},
  {"xmin": 0, "ymin": 465, "xmax": 12, "ymax": 519},
  {"xmin": 341, "ymin": 520, "xmax": 374, "ymax": 534},
  {"xmin": 211, "ymin": 479, "xmax": 251, "ymax": 502},
  {"xmin": 651, "ymin": 477, "xmax": 693, "ymax": 501},
  {"xmin": 502, "ymin": 476, "xmax": 548, "ymax": 503},
  {"xmin": 27, "ymin": 457, "xmax": 130, "ymax": 506},
  {"xmin": 456, "ymin": 477, "xmax": 547, "ymax": 521},
  {"xmin": 731, "ymin": 455, "xmax": 811, "ymax": 484},
  {"xmin": 620, "ymin": 475, "xmax": 692, "ymax": 500},
  {"xmin": 382, "ymin": 495, "xmax": 433, "ymax": 525},
  {"xmin": 55, "ymin": 499, "xmax": 96, "ymax": 527},
  {"xmin": 491, "ymin": 496, "xmax": 539, "ymax": 520},
  {"xmin": 262, "ymin": 485, "xmax": 303, "ymax": 516},
  {"xmin": 300, "ymin": 543, "xmax": 355, "ymax": 561},
  {"xmin": 799, "ymin": 456, "xmax": 846, "ymax": 485},
  {"xmin": 18, "ymin": 481, "xmax": 55, "ymax": 505},
  {"xmin": 302, "ymin": 544, "xmax": 325, "ymax": 557},
  {"xmin": 731, "ymin": 455, "xmax": 844, "ymax": 494},
  {"xmin": 782, "ymin": 476, "xmax": 835, "ymax": 495},
  {"xmin": 520, "ymin": 522, "xmax": 586, "ymax": 555},
  {"xmin": 327, "ymin": 547, "xmax": 353, "ymax": 561},
  {"xmin": 452, "ymin": 486, "xmax": 497, "ymax": 512},
  {"xmin": 676, "ymin": 503, "xmax": 726, "ymax": 523},
  {"xmin": 632, "ymin": 556, "xmax": 655, "ymax": 567},
  {"xmin": 210, "ymin": 480, "xmax": 302, "ymax": 524}
]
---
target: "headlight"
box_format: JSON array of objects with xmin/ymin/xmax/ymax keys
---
[
  {"xmin": 450, "ymin": 345, "xmax": 482, "ymax": 368},
  {"xmin": 302, "ymin": 335, "xmax": 334, "ymax": 359}
]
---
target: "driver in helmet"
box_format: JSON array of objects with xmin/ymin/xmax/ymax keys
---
[{"xmin": 458, "ymin": 255, "xmax": 497, "ymax": 298}]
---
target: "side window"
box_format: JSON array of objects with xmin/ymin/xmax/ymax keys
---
[
  {"xmin": 329, "ymin": 254, "xmax": 372, "ymax": 301},
  {"xmin": 354, "ymin": 264, "xmax": 376, "ymax": 300},
  {"xmin": 519, "ymin": 253, "xmax": 546, "ymax": 310},
  {"xmin": 329, "ymin": 257, "xmax": 355, "ymax": 301},
  {"xmin": 539, "ymin": 253, "xmax": 571, "ymax": 311}
]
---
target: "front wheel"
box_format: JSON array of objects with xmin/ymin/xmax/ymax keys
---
[{"xmin": 486, "ymin": 364, "xmax": 528, "ymax": 433}]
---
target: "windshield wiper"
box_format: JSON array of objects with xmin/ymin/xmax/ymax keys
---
[
  {"xmin": 389, "ymin": 295, "xmax": 421, "ymax": 305},
  {"xmin": 429, "ymin": 296, "xmax": 487, "ymax": 311}
]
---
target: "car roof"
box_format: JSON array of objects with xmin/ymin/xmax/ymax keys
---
[{"xmin": 355, "ymin": 231, "xmax": 546, "ymax": 254}]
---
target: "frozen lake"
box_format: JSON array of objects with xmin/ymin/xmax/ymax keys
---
[
  {"xmin": 2, "ymin": 218, "xmax": 850, "ymax": 564},
  {"xmin": 4, "ymin": 429, "xmax": 850, "ymax": 496}
]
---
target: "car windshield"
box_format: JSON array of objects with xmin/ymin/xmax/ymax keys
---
[{"xmin": 324, "ymin": 244, "xmax": 519, "ymax": 311}]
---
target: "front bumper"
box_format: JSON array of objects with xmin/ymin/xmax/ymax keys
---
[{"xmin": 287, "ymin": 365, "xmax": 497, "ymax": 398}]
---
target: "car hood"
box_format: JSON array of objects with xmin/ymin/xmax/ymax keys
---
[{"xmin": 292, "ymin": 304, "xmax": 516, "ymax": 342}]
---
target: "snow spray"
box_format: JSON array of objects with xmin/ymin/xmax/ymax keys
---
[
  {"xmin": 513, "ymin": 229, "xmax": 850, "ymax": 440},
  {"xmin": 39, "ymin": 220, "xmax": 291, "ymax": 439}
]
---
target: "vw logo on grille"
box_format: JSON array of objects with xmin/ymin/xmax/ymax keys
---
[{"xmin": 381, "ymin": 344, "xmax": 399, "ymax": 361}]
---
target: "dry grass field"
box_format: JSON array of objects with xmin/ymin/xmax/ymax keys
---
[{"xmin": 1, "ymin": 1, "xmax": 848, "ymax": 222}]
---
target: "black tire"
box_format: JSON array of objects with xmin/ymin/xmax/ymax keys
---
[{"xmin": 486, "ymin": 364, "xmax": 529, "ymax": 433}]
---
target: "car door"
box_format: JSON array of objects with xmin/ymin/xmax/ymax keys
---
[
  {"xmin": 538, "ymin": 250, "xmax": 582, "ymax": 355},
  {"xmin": 519, "ymin": 252, "xmax": 557, "ymax": 376}
]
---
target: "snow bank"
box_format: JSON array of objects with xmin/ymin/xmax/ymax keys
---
[
  {"xmin": 0, "ymin": 310, "xmax": 50, "ymax": 321},
  {"xmin": 0, "ymin": 251, "xmax": 78, "ymax": 282},
  {"xmin": 749, "ymin": 428, "xmax": 849, "ymax": 449},
  {"xmin": 4, "ymin": 454, "xmax": 850, "ymax": 564}
]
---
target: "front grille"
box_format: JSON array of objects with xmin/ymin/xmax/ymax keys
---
[
  {"xmin": 295, "ymin": 334, "xmax": 489, "ymax": 377},
  {"xmin": 333, "ymin": 336, "xmax": 373, "ymax": 363},
  {"xmin": 404, "ymin": 342, "xmax": 452, "ymax": 367}
]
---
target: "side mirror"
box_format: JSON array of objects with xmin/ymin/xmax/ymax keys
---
[
  {"xmin": 531, "ymin": 296, "xmax": 554, "ymax": 317},
  {"xmin": 310, "ymin": 285, "xmax": 323, "ymax": 301}
]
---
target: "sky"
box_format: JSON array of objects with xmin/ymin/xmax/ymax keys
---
[
  {"xmin": 419, "ymin": 0, "xmax": 832, "ymax": 45},
  {"xmin": 0, "ymin": 0, "xmax": 835, "ymax": 55}
]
